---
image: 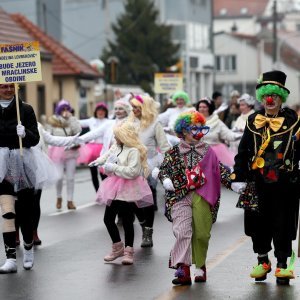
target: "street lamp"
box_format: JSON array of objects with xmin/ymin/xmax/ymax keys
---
[{"xmin": 107, "ymin": 56, "xmax": 119, "ymax": 83}]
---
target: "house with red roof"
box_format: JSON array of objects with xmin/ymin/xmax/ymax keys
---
[
  {"xmin": 0, "ymin": 8, "xmax": 100, "ymax": 119},
  {"xmin": 213, "ymin": 0, "xmax": 271, "ymax": 34}
]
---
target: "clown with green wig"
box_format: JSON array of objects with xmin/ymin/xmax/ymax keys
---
[
  {"xmin": 158, "ymin": 90, "xmax": 195, "ymax": 146},
  {"xmin": 231, "ymin": 70, "xmax": 300, "ymax": 285},
  {"xmin": 158, "ymin": 110, "xmax": 232, "ymax": 285}
]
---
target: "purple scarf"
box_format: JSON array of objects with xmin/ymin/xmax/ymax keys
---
[{"xmin": 196, "ymin": 147, "xmax": 220, "ymax": 206}]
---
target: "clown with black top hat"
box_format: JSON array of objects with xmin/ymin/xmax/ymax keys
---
[{"xmin": 231, "ymin": 70, "xmax": 300, "ymax": 285}]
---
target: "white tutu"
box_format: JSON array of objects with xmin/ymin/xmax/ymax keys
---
[{"xmin": 0, "ymin": 147, "xmax": 59, "ymax": 192}]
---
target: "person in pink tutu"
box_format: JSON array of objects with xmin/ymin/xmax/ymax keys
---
[
  {"xmin": 47, "ymin": 99, "xmax": 82, "ymax": 210},
  {"xmin": 91, "ymin": 121, "xmax": 153, "ymax": 265},
  {"xmin": 195, "ymin": 97, "xmax": 241, "ymax": 167},
  {"xmin": 78, "ymin": 102, "xmax": 111, "ymax": 191}
]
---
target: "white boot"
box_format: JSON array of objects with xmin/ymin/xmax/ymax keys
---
[
  {"xmin": 0, "ymin": 258, "xmax": 17, "ymax": 274},
  {"xmin": 23, "ymin": 247, "xmax": 34, "ymax": 270}
]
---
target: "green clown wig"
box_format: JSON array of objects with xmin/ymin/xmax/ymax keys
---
[
  {"xmin": 256, "ymin": 84, "xmax": 289, "ymax": 103},
  {"xmin": 172, "ymin": 90, "xmax": 190, "ymax": 105}
]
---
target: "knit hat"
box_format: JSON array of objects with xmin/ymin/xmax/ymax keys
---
[
  {"xmin": 55, "ymin": 99, "xmax": 72, "ymax": 115},
  {"xmin": 171, "ymin": 90, "xmax": 190, "ymax": 105},
  {"xmin": 114, "ymin": 99, "xmax": 132, "ymax": 116},
  {"xmin": 94, "ymin": 102, "xmax": 108, "ymax": 118},
  {"xmin": 237, "ymin": 93, "xmax": 255, "ymax": 106}
]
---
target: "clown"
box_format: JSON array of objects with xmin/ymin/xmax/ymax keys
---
[
  {"xmin": 158, "ymin": 110, "xmax": 223, "ymax": 285},
  {"xmin": 158, "ymin": 90, "xmax": 194, "ymax": 146},
  {"xmin": 231, "ymin": 70, "xmax": 300, "ymax": 285}
]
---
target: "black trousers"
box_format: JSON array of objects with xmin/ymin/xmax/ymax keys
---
[
  {"xmin": 244, "ymin": 179, "xmax": 299, "ymax": 260},
  {"xmin": 104, "ymin": 200, "xmax": 134, "ymax": 247}
]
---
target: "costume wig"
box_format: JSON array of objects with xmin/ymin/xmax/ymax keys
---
[
  {"xmin": 113, "ymin": 121, "xmax": 149, "ymax": 176},
  {"xmin": 55, "ymin": 99, "xmax": 72, "ymax": 115},
  {"xmin": 171, "ymin": 90, "xmax": 190, "ymax": 105},
  {"xmin": 174, "ymin": 110, "xmax": 206, "ymax": 138},
  {"xmin": 256, "ymin": 84, "xmax": 289, "ymax": 103},
  {"xmin": 129, "ymin": 95, "xmax": 159, "ymax": 129}
]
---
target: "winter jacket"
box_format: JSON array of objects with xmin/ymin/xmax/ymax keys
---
[{"xmin": 0, "ymin": 97, "xmax": 39, "ymax": 149}]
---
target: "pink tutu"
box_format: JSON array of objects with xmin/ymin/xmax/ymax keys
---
[
  {"xmin": 96, "ymin": 175, "xmax": 153, "ymax": 208},
  {"xmin": 211, "ymin": 143, "xmax": 235, "ymax": 167},
  {"xmin": 77, "ymin": 143, "xmax": 103, "ymax": 165},
  {"xmin": 48, "ymin": 146, "xmax": 79, "ymax": 163}
]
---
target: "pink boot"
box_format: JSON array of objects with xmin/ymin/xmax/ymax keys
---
[
  {"xmin": 122, "ymin": 246, "xmax": 134, "ymax": 265},
  {"xmin": 104, "ymin": 242, "xmax": 124, "ymax": 262}
]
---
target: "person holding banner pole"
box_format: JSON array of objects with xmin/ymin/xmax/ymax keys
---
[{"xmin": 0, "ymin": 83, "xmax": 40, "ymax": 273}]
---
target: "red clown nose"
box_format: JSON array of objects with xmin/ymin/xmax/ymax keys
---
[{"xmin": 266, "ymin": 96, "xmax": 273, "ymax": 105}]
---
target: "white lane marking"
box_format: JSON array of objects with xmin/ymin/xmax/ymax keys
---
[
  {"xmin": 48, "ymin": 202, "xmax": 96, "ymax": 216},
  {"xmin": 206, "ymin": 235, "xmax": 250, "ymax": 270}
]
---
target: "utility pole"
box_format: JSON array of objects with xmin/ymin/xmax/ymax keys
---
[{"xmin": 272, "ymin": 0, "xmax": 277, "ymax": 67}]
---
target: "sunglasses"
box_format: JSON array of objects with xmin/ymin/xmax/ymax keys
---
[{"xmin": 187, "ymin": 125, "xmax": 210, "ymax": 135}]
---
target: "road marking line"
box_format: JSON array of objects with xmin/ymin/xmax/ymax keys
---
[
  {"xmin": 206, "ymin": 235, "xmax": 250, "ymax": 271},
  {"xmin": 154, "ymin": 235, "xmax": 250, "ymax": 300},
  {"xmin": 48, "ymin": 202, "xmax": 96, "ymax": 216}
]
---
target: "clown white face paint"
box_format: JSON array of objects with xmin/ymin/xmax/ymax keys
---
[{"xmin": 263, "ymin": 94, "xmax": 282, "ymax": 115}]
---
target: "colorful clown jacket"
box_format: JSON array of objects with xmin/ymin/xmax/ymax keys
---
[
  {"xmin": 233, "ymin": 107, "xmax": 300, "ymax": 186},
  {"xmin": 158, "ymin": 140, "xmax": 231, "ymax": 222}
]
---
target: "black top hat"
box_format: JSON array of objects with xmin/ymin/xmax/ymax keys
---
[{"xmin": 256, "ymin": 70, "xmax": 290, "ymax": 94}]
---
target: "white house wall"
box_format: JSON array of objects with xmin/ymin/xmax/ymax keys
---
[{"xmin": 214, "ymin": 34, "xmax": 300, "ymax": 106}]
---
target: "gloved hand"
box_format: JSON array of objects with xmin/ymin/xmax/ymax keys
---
[
  {"xmin": 231, "ymin": 182, "xmax": 247, "ymax": 194},
  {"xmin": 72, "ymin": 133, "xmax": 84, "ymax": 145},
  {"xmin": 151, "ymin": 167, "xmax": 160, "ymax": 180},
  {"xmin": 234, "ymin": 132, "xmax": 243, "ymax": 140},
  {"xmin": 162, "ymin": 178, "xmax": 175, "ymax": 191},
  {"xmin": 88, "ymin": 158, "xmax": 101, "ymax": 167},
  {"xmin": 103, "ymin": 162, "xmax": 116, "ymax": 173},
  {"xmin": 16, "ymin": 123, "xmax": 26, "ymax": 138}
]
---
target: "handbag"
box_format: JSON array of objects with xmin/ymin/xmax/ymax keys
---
[{"xmin": 183, "ymin": 156, "xmax": 206, "ymax": 190}]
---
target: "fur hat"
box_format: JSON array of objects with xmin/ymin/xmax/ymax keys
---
[
  {"xmin": 114, "ymin": 99, "xmax": 132, "ymax": 116},
  {"xmin": 237, "ymin": 93, "xmax": 255, "ymax": 106}
]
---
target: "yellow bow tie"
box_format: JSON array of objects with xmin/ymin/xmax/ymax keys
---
[{"xmin": 254, "ymin": 114, "xmax": 285, "ymax": 132}]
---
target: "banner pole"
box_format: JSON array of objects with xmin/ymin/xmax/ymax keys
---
[{"xmin": 14, "ymin": 82, "xmax": 23, "ymax": 156}]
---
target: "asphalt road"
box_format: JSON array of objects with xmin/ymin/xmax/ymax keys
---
[{"xmin": 0, "ymin": 168, "xmax": 299, "ymax": 300}]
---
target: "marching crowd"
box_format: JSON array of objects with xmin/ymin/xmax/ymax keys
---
[{"xmin": 0, "ymin": 70, "xmax": 300, "ymax": 287}]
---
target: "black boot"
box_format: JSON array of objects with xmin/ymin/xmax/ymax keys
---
[{"xmin": 0, "ymin": 232, "xmax": 17, "ymax": 274}]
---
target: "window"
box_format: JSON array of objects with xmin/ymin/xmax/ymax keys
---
[
  {"xmin": 215, "ymin": 55, "xmax": 237, "ymax": 72},
  {"xmin": 190, "ymin": 57, "xmax": 198, "ymax": 68}
]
